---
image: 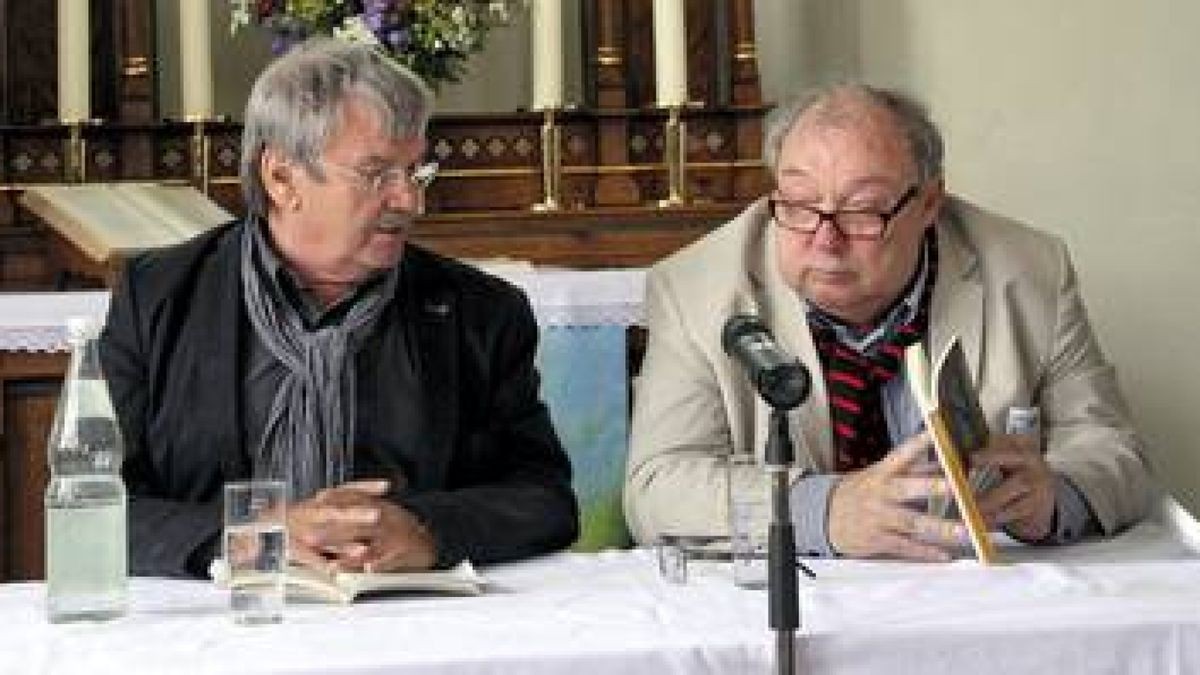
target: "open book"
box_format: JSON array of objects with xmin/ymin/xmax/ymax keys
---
[
  {"xmin": 905, "ymin": 337, "xmax": 998, "ymax": 564},
  {"xmin": 19, "ymin": 183, "xmax": 230, "ymax": 264},
  {"xmin": 210, "ymin": 559, "xmax": 486, "ymax": 605}
]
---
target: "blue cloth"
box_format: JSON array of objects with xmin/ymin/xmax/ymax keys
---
[{"xmin": 537, "ymin": 325, "xmax": 633, "ymax": 551}]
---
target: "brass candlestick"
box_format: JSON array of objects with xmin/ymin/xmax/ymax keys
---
[
  {"xmin": 60, "ymin": 120, "xmax": 89, "ymax": 183},
  {"xmin": 532, "ymin": 107, "xmax": 562, "ymax": 211},
  {"xmin": 657, "ymin": 105, "xmax": 688, "ymax": 208},
  {"xmin": 188, "ymin": 116, "xmax": 214, "ymax": 195}
]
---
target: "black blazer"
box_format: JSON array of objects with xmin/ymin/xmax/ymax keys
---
[{"xmin": 101, "ymin": 220, "xmax": 578, "ymax": 577}]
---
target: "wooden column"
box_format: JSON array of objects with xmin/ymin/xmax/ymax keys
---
[
  {"xmin": 590, "ymin": 0, "xmax": 639, "ymax": 206},
  {"xmin": 115, "ymin": 0, "xmax": 155, "ymax": 179},
  {"xmin": 2, "ymin": 0, "xmax": 57, "ymax": 123},
  {"xmin": 728, "ymin": 0, "xmax": 766, "ymax": 200},
  {"xmin": 727, "ymin": 0, "xmax": 761, "ymax": 106}
]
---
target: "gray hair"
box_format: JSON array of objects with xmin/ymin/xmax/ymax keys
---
[
  {"xmin": 763, "ymin": 83, "xmax": 944, "ymax": 183},
  {"xmin": 240, "ymin": 37, "xmax": 434, "ymax": 216}
]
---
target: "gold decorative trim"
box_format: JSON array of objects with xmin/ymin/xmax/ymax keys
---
[
  {"xmin": 733, "ymin": 42, "xmax": 758, "ymax": 61},
  {"xmin": 0, "ymin": 178, "xmax": 194, "ymax": 192},
  {"xmin": 123, "ymin": 56, "xmax": 150, "ymax": 77},
  {"xmin": 594, "ymin": 47, "xmax": 623, "ymax": 67},
  {"xmin": 0, "ymin": 162, "xmax": 764, "ymax": 191},
  {"xmin": 436, "ymin": 159, "xmax": 764, "ymax": 180},
  {"xmin": 438, "ymin": 167, "xmax": 540, "ymax": 179}
]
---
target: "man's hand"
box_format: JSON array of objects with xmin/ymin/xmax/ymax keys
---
[
  {"xmin": 974, "ymin": 434, "xmax": 1056, "ymax": 541},
  {"xmin": 285, "ymin": 479, "xmax": 437, "ymax": 573},
  {"xmin": 828, "ymin": 432, "xmax": 966, "ymax": 561}
]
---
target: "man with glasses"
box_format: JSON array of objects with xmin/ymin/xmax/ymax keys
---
[
  {"xmin": 101, "ymin": 38, "xmax": 577, "ymax": 578},
  {"xmin": 625, "ymin": 84, "xmax": 1151, "ymax": 560}
]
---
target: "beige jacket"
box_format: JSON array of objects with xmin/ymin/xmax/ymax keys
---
[{"xmin": 625, "ymin": 196, "xmax": 1153, "ymax": 544}]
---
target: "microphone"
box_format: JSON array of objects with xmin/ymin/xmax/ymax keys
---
[{"xmin": 721, "ymin": 314, "xmax": 811, "ymax": 411}]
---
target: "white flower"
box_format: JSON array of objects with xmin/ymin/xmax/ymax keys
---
[
  {"xmin": 333, "ymin": 15, "xmax": 383, "ymax": 47},
  {"xmin": 228, "ymin": 0, "xmax": 251, "ymax": 35}
]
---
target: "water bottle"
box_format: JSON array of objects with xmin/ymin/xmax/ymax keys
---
[{"xmin": 44, "ymin": 316, "xmax": 127, "ymax": 623}]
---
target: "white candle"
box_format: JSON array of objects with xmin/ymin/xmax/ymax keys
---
[
  {"xmin": 530, "ymin": 0, "xmax": 563, "ymax": 110},
  {"xmin": 57, "ymin": 0, "xmax": 90, "ymax": 121},
  {"xmin": 653, "ymin": 0, "xmax": 688, "ymax": 107},
  {"xmin": 179, "ymin": 0, "xmax": 214, "ymax": 118}
]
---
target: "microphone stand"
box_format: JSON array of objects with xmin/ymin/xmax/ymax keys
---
[{"xmin": 766, "ymin": 407, "xmax": 799, "ymax": 675}]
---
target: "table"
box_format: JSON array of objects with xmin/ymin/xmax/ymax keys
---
[{"xmin": 3, "ymin": 498, "xmax": 1199, "ymax": 674}]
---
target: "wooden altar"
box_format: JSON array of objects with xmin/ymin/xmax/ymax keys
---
[
  {"xmin": 0, "ymin": 0, "xmax": 768, "ymax": 581},
  {"xmin": 1, "ymin": 0, "xmax": 770, "ymax": 290}
]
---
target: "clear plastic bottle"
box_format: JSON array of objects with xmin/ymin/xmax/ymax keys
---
[{"xmin": 44, "ymin": 316, "xmax": 127, "ymax": 623}]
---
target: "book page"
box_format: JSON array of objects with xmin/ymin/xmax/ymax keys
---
[
  {"xmin": 114, "ymin": 184, "xmax": 230, "ymax": 240},
  {"xmin": 904, "ymin": 342, "xmax": 951, "ymax": 517},
  {"xmin": 930, "ymin": 338, "xmax": 997, "ymax": 563},
  {"xmin": 19, "ymin": 184, "xmax": 229, "ymax": 263},
  {"xmin": 905, "ymin": 338, "xmax": 998, "ymax": 564},
  {"xmin": 932, "ymin": 338, "xmax": 990, "ymax": 462},
  {"xmin": 335, "ymin": 560, "xmax": 486, "ymax": 601},
  {"xmin": 211, "ymin": 559, "xmax": 485, "ymax": 604}
]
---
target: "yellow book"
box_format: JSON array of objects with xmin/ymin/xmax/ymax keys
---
[{"xmin": 905, "ymin": 338, "xmax": 998, "ymax": 565}]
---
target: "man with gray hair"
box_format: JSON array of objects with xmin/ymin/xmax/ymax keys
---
[
  {"xmin": 101, "ymin": 38, "xmax": 577, "ymax": 577},
  {"xmin": 625, "ymin": 83, "xmax": 1152, "ymax": 560}
]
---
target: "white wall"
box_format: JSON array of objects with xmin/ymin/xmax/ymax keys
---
[{"xmin": 756, "ymin": 0, "xmax": 1200, "ymax": 511}]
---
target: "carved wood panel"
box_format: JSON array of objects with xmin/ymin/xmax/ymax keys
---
[
  {"xmin": 0, "ymin": 351, "xmax": 66, "ymax": 582},
  {"xmin": 4, "ymin": 0, "xmax": 57, "ymax": 123}
]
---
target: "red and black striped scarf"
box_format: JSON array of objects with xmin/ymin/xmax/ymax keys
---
[{"xmin": 809, "ymin": 236, "xmax": 938, "ymax": 471}]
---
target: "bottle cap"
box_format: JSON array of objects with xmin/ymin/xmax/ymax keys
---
[{"xmin": 1005, "ymin": 406, "xmax": 1041, "ymax": 435}]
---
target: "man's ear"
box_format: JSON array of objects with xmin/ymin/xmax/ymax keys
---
[
  {"xmin": 260, "ymin": 147, "xmax": 299, "ymax": 212},
  {"xmin": 919, "ymin": 177, "xmax": 946, "ymax": 227}
]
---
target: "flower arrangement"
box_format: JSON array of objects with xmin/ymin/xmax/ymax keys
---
[{"xmin": 229, "ymin": 1, "xmax": 526, "ymax": 89}]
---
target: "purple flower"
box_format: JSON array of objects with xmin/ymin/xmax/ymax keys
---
[
  {"xmin": 386, "ymin": 28, "xmax": 409, "ymax": 50},
  {"xmin": 362, "ymin": 0, "xmax": 392, "ymax": 31}
]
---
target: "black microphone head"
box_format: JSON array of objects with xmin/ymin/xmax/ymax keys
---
[
  {"xmin": 721, "ymin": 313, "xmax": 810, "ymax": 410},
  {"xmin": 760, "ymin": 362, "xmax": 810, "ymax": 411},
  {"xmin": 721, "ymin": 314, "xmax": 766, "ymax": 355}
]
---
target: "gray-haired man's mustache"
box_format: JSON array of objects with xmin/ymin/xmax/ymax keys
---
[{"xmin": 375, "ymin": 217, "xmax": 415, "ymax": 232}]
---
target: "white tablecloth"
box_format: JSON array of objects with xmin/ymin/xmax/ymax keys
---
[
  {"xmin": 0, "ymin": 269, "xmax": 645, "ymax": 353},
  {"xmin": 3, "ymin": 500, "xmax": 1200, "ymax": 675},
  {"xmin": 0, "ymin": 291, "xmax": 111, "ymax": 352}
]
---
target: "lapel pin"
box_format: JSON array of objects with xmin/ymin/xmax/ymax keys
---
[{"xmin": 424, "ymin": 301, "xmax": 451, "ymax": 316}]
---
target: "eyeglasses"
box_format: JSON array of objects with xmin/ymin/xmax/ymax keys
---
[
  {"xmin": 768, "ymin": 185, "xmax": 919, "ymax": 240},
  {"xmin": 318, "ymin": 159, "xmax": 439, "ymax": 195}
]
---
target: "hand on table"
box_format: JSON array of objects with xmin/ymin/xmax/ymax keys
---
[{"xmin": 285, "ymin": 479, "xmax": 437, "ymax": 573}]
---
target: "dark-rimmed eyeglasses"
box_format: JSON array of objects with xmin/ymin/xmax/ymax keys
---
[
  {"xmin": 319, "ymin": 160, "xmax": 438, "ymax": 195},
  {"xmin": 768, "ymin": 185, "xmax": 919, "ymax": 240}
]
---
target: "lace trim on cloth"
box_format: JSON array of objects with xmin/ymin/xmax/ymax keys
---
[{"xmin": 0, "ymin": 269, "xmax": 647, "ymax": 352}]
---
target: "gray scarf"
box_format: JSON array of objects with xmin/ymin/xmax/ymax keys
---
[{"xmin": 240, "ymin": 221, "xmax": 398, "ymax": 500}]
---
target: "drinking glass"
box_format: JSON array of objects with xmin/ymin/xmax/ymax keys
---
[
  {"xmin": 223, "ymin": 480, "xmax": 287, "ymax": 625},
  {"xmin": 725, "ymin": 454, "xmax": 770, "ymax": 589}
]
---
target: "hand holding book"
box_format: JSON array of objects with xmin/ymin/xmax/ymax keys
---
[
  {"xmin": 972, "ymin": 432, "xmax": 1058, "ymax": 543},
  {"xmin": 827, "ymin": 433, "xmax": 969, "ymax": 562},
  {"xmin": 905, "ymin": 337, "xmax": 998, "ymax": 563}
]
